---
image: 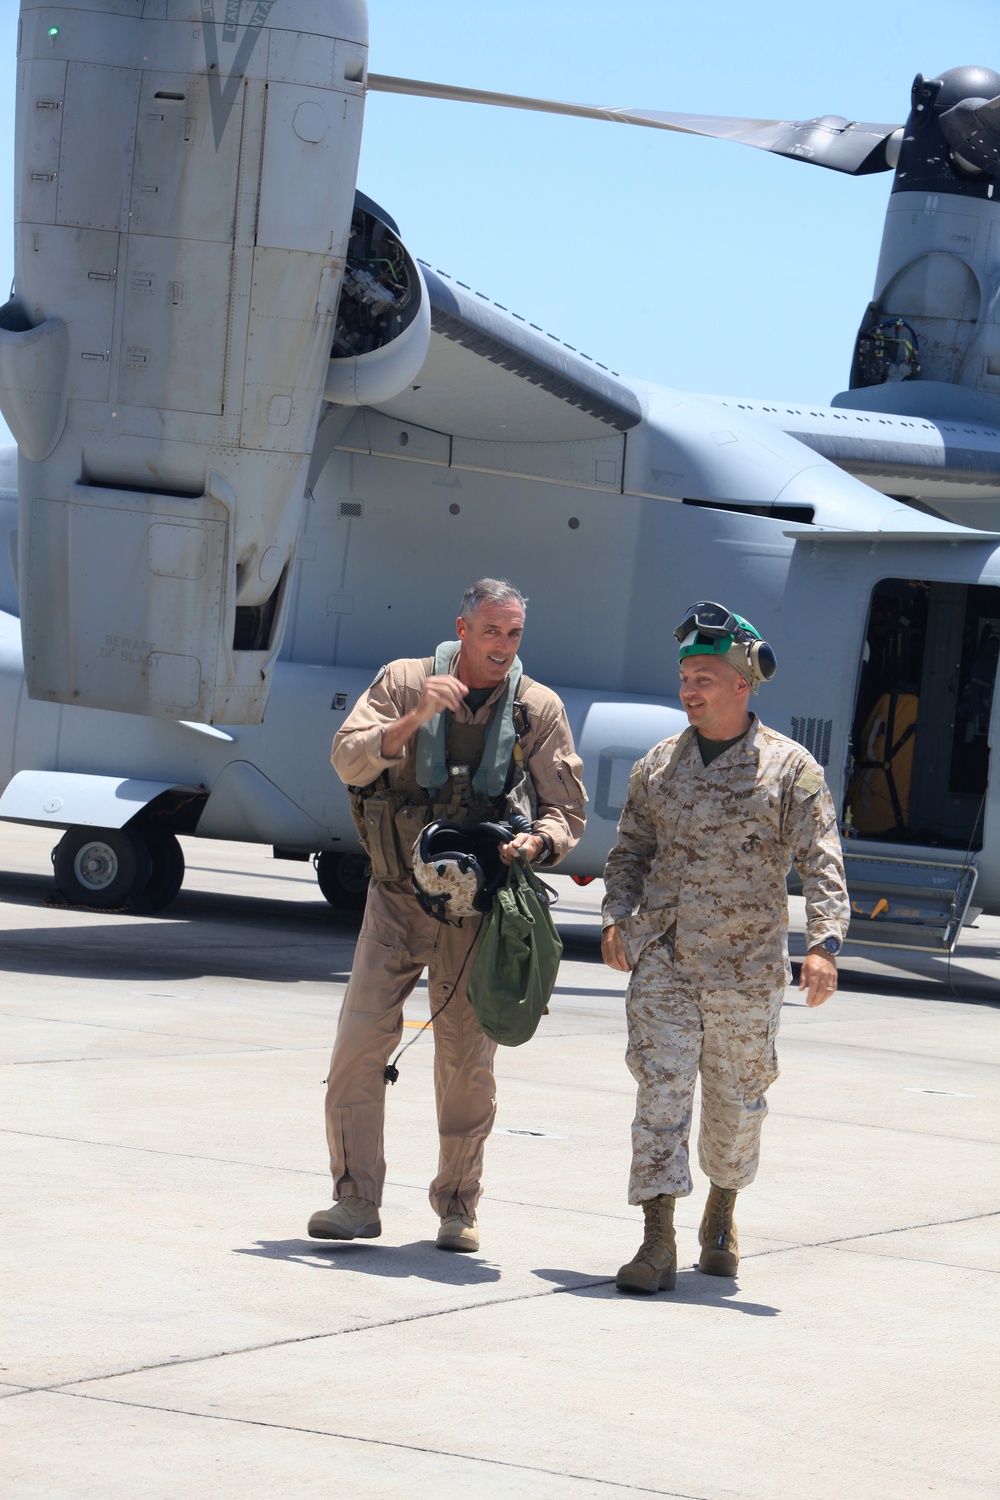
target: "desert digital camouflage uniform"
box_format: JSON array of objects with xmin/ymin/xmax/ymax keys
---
[
  {"xmin": 326, "ymin": 653, "xmax": 586, "ymax": 1218},
  {"xmin": 603, "ymin": 716, "xmax": 849, "ymax": 1203}
]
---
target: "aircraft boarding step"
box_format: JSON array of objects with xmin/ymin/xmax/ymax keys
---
[{"xmin": 843, "ymin": 850, "xmax": 979, "ymax": 954}]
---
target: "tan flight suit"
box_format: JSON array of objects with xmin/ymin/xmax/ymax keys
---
[
  {"xmin": 326, "ymin": 653, "xmax": 586, "ymax": 1218},
  {"xmin": 603, "ymin": 717, "xmax": 849, "ymax": 1204}
]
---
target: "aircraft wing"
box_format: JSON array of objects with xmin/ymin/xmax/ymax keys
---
[
  {"xmin": 710, "ymin": 397, "xmax": 1000, "ymax": 526},
  {"xmin": 371, "ymin": 266, "xmax": 643, "ymax": 443}
]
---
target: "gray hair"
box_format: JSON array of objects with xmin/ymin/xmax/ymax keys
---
[{"xmin": 459, "ymin": 578, "xmax": 528, "ymax": 620}]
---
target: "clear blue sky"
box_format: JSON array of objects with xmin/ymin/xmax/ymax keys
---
[{"xmin": 0, "ymin": 0, "xmax": 996, "ymax": 445}]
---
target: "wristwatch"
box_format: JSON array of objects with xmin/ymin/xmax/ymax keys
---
[{"xmin": 819, "ymin": 936, "xmax": 841, "ymax": 957}]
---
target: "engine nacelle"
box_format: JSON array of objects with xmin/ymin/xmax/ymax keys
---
[
  {"xmin": 323, "ymin": 196, "xmax": 430, "ymax": 407},
  {"xmin": 839, "ymin": 66, "xmax": 1000, "ymax": 424},
  {"xmin": 1, "ymin": 0, "xmax": 369, "ymax": 725}
]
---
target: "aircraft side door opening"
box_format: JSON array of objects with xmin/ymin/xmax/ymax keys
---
[{"xmin": 845, "ymin": 577, "xmax": 999, "ymax": 851}]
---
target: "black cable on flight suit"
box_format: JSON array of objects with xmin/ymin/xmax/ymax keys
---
[{"xmin": 383, "ymin": 911, "xmax": 486, "ymax": 1084}]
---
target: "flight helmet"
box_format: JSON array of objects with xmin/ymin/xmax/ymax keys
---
[{"xmin": 411, "ymin": 821, "xmax": 512, "ymax": 923}]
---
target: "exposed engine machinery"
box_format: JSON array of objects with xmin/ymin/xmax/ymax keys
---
[
  {"xmin": 324, "ymin": 198, "xmax": 430, "ymax": 407},
  {"xmin": 845, "ymin": 66, "xmax": 1000, "ymax": 416}
]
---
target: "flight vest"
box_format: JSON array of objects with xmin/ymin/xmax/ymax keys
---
[{"xmin": 349, "ymin": 642, "xmax": 533, "ymax": 882}]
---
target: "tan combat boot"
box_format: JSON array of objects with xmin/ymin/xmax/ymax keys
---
[
  {"xmin": 698, "ymin": 1184, "xmax": 739, "ymax": 1275},
  {"xmin": 308, "ymin": 1196, "xmax": 381, "ymax": 1240},
  {"xmin": 437, "ymin": 1212, "xmax": 479, "ymax": 1253},
  {"xmin": 616, "ymin": 1195, "xmax": 677, "ymax": 1294}
]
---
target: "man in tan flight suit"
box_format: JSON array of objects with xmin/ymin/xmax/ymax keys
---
[
  {"xmin": 602, "ymin": 601, "xmax": 849, "ymax": 1294},
  {"xmin": 309, "ymin": 578, "xmax": 586, "ymax": 1253}
]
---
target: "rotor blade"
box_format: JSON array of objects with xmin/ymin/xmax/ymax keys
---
[{"xmin": 367, "ymin": 74, "xmax": 901, "ymax": 175}]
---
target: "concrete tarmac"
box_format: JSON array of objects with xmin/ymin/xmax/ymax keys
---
[{"xmin": 1, "ymin": 823, "xmax": 998, "ymax": 1499}]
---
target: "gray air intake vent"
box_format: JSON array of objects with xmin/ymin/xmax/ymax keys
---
[
  {"xmin": 338, "ymin": 501, "xmax": 363, "ymax": 519},
  {"xmin": 791, "ymin": 716, "xmax": 832, "ymax": 766}
]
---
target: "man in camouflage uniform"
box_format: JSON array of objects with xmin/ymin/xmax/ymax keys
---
[
  {"xmin": 309, "ymin": 579, "xmax": 586, "ymax": 1254},
  {"xmin": 602, "ymin": 601, "xmax": 849, "ymax": 1294}
]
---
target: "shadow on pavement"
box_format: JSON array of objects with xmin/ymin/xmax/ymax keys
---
[
  {"xmin": 534, "ymin": 1266, "xmax": 780, "ymax": 1315},
  {"xmin": 0, "ymin": 924, "xmax": 358, "ymax": 985},
  {"xmin": 788, "ymin": 956, "xmax": 998, "ymax": 1005},
  {"xmin": 3, "ymin": 865, "xmax": 994, "ymax": 1001},
  {"xmin": 233, "ymin": 1237, "xmax": 502, "ymax": 1285}
]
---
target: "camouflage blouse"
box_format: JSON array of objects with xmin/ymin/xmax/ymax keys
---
[{"xmin": 602, "ymin": 717, "xmax": 850, "ymax": 990}]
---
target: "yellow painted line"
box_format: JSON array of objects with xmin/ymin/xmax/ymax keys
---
[{"xmin": 402, "ymin": 1019, "xmax": 432, "ymax": 1029}]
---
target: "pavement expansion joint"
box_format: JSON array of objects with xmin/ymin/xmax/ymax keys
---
[
  {"xmin": 43, "ymin": 1390, "xmax": 707, "ymax": 1499},
  {"xmin": 776, "ymin": 1108, "xmax": 1000, "ymax": 1147},
  {"xmin": 0, "ymin": 1007, "xmax": 304, "ymax": 1049},
  {"xmin": 6, "ymin": 1045, "xmax": 308, "ymax": 1066},
  {"xmin": 747, "ymin": 1206, "xmax": 1000, "ymax": 1261},
  {"xmin": 0, "ymin": 1126, "xmax": 333, "ymax": 1176},
  {"xmin": 23, "ymin": 1276, "xmax": 618, "ymax": 1395}
]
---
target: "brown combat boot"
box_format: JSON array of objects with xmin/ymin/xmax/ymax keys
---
[
  {"xmin": 698, "ymin": 1184, "xmax": 739, "ymax": 1275},
  {"xmin": 616, "ymin": 1195, "xmax": 677, "ymax": 1294}
]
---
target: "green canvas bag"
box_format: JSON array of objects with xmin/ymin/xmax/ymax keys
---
[{"xmin": 467, "ymin": 853, "xmax": 563, "ymax": 1047}]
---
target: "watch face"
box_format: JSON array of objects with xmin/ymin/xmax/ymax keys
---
[{"xmin": 823, "ymin": 938, "xmax": 841, "ymax": 955}]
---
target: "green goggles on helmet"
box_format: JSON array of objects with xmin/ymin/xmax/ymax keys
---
[{"xmin": 674, "ymin": 600, "xmax": 777, "ymax": 684}]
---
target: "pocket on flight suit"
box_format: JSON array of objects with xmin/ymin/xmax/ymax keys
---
[
  {"xmin": 363, "ymin": 798, "xmax": 408, "ymax": 882},
  {"xmin": 393, "ymin": 802, "xmax": 429, "ymax": 871}
]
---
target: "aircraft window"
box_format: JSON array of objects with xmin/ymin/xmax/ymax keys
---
[{"xmin": 845, "ymin": 579, "xmax": 999, "ymax": 851}]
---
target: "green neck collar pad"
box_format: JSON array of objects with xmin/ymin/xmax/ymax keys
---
[{"xmin": 415, "ymin": 639, "xmax": 523, "ymax": 797}]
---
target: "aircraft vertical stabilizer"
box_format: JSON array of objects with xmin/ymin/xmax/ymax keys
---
[{"xmin": 0, "ymin": 0, "xmax": 369, "ymax": 723}]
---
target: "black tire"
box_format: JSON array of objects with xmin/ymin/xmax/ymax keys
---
[
  {"xmin": 140, "ymin": 827, "xmax": 186, "ymax": 912},
  {"xmin": 316, "ymin": 851, "xmax": 370, "ymax": 910},
  {"xmin": 52, "ymin": 825, "xmax": 153, "ymax": 910}
]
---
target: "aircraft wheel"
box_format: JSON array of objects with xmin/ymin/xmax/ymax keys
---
[
  {"xmin": 52, "ymin": 825, "xmax": 153, "ymax": 910},
  {"xmin": 315, "ymin": 851, "xmax": 370, "ymax": 910},
  {"xmin": 140, "ymin": 827, "xmax": 186, "ymax": 912}
]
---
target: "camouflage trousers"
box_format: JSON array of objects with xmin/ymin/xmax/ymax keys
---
[{"xmin": 625, "ymin": 941, "xmax": 784, "ymax": 1202}]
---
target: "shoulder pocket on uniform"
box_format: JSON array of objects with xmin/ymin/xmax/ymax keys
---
[
  {"xmin": 556, "ymin": 754, "xmax": 588, "ymax": 805},
  {"xmin": 795, "ymin": 767, "xmax": 824, "ymax": 799}
]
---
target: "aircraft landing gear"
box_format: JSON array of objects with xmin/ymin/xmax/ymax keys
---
[
  {"xmin": 52, "ymin": 826, "xmax": 152, "ymax": 910},
  {"xmin": 51, "ymin": 824, "xmax": 186, "ymax": 913},
  {"xmin": 315, "ymin": 851, "xmax": 370, "ymax": 911},
  {"xmin": 141, "ymin": 827, "xmax": 186, "ymax": 912}
]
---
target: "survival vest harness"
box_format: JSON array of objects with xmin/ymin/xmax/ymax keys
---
[{"xmin": 349, "ymin": 640, "xmax": 534, "ymax": 882}]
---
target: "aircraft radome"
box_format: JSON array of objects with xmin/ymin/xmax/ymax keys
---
[{"xmin": 0, "ymin": 0, "xmax": 997, "ymax": 957}]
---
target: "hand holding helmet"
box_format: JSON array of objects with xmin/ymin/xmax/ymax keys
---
[{"xmin": 411, "ymin": 820, "xmax": 515, "ymax": 923}]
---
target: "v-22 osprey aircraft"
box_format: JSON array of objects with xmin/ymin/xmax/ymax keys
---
[{"xmin": 0, "ymin": 0, "xmax": 998, "ymax": 956}]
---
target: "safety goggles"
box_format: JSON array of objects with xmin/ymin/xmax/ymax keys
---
[{"xmin": 673, "ymin": 601, "xmax": 755, "ymax": 646}]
